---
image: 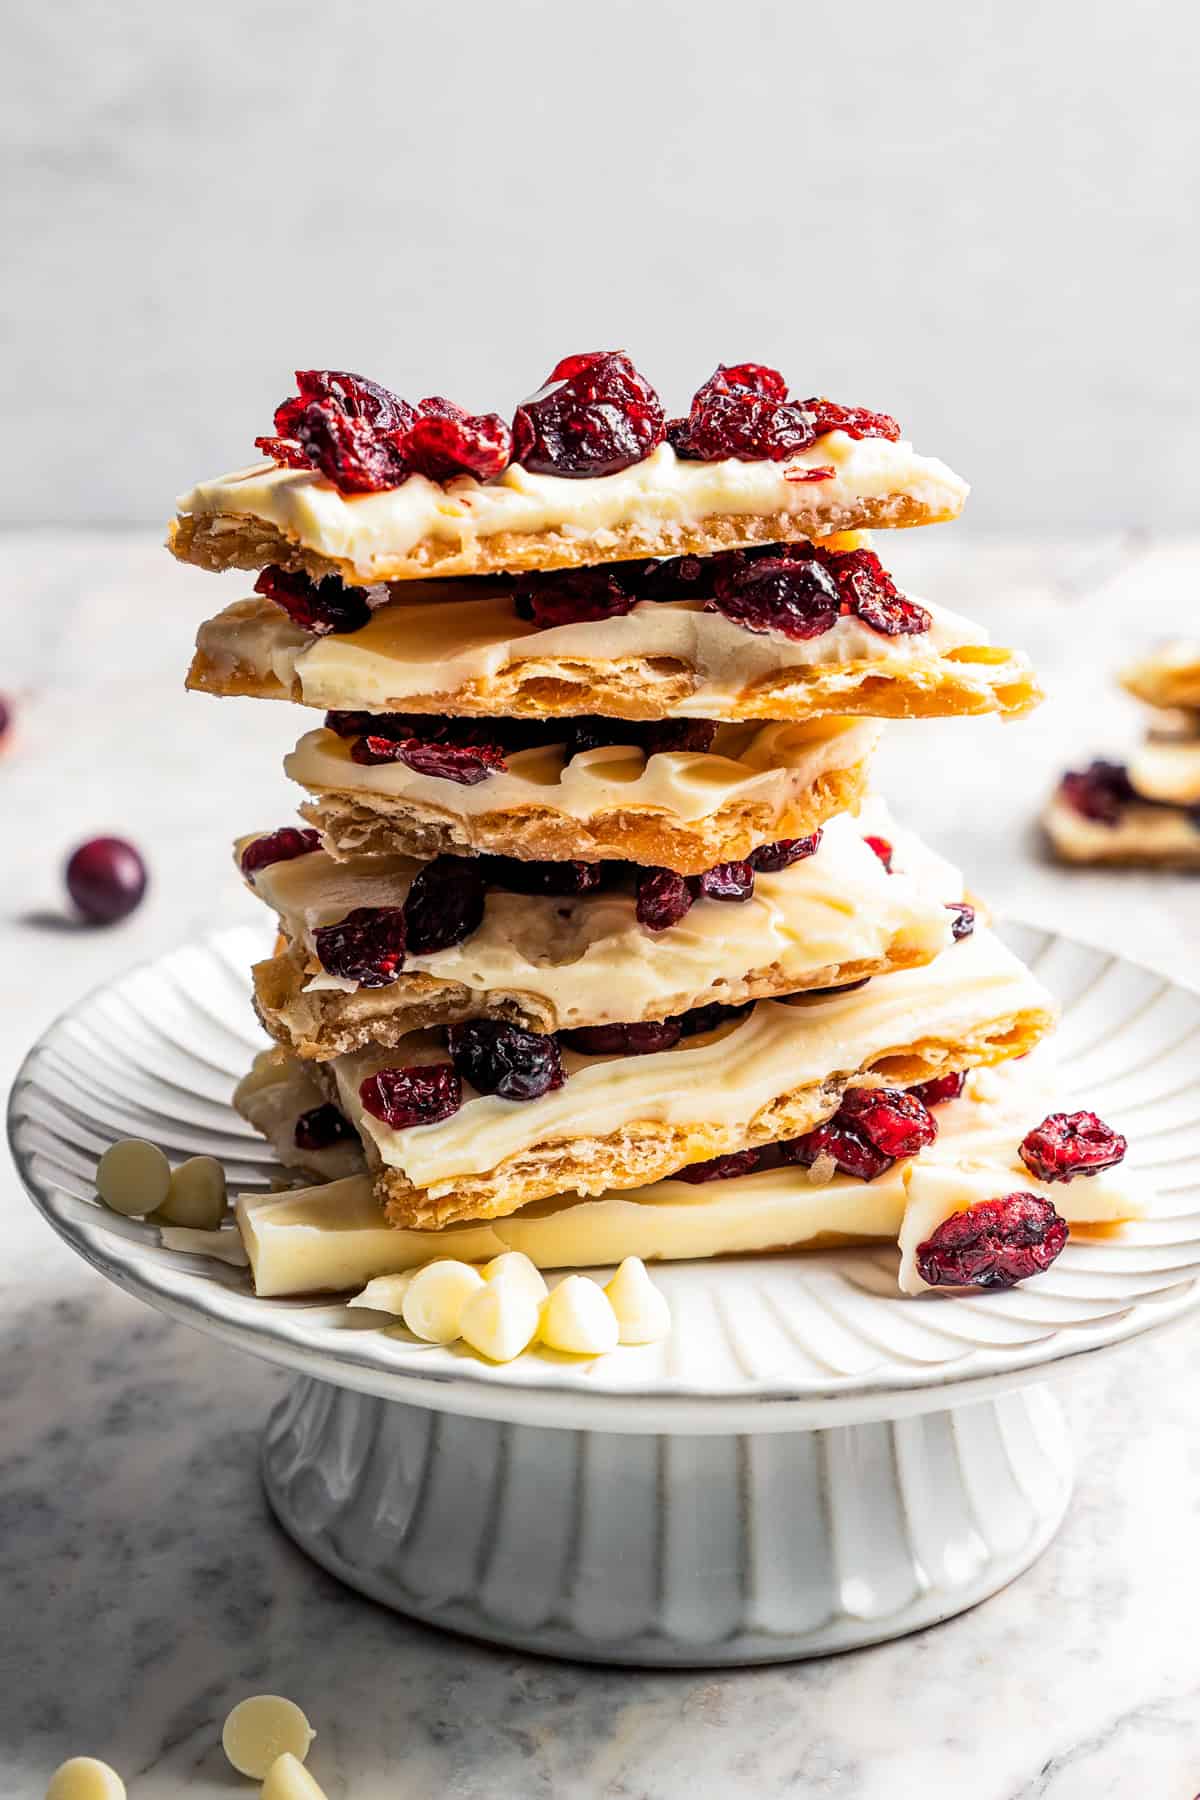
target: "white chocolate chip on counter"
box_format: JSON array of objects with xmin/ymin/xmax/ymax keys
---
[
  {"xmin": 348, "ymin": 1270, "xmax": 416, "ymax": 1314},
  {"xmin": 153, "ymin": 1154, "xmax": 227, "ymax": 1229},
  {"xmin": 222, "ymin": 1695, "xmax": 316, "ymax": 1780},
  {"xmin": 261, "ymin": 1752, "xmax": 330, "ymax": 1800},
  {"xmin": 483, "ymin": 1250, "xmax": 549, "ymax": 1307},
  {"xmin": 44, "ymin": 1758, "xmax": 126, "ymax": 1800},
  {"xmin": 539, "ymin": 1275, "xmax": 620, "ymax": 1356},
  {"xmin": 459, "ymin": 1278, "xmax": 540, "ymax": 1362},
  {"xmin": 401, "ymin": 1259, "xmax": 485, "ymax": 1343},
  {"xmin": 95, "ymin": 1138, "xmax": 171, "ymax": 1217},
  {"xmin": 604, "ymin": 1257, "xmax": 672, "ymax": 1345}
]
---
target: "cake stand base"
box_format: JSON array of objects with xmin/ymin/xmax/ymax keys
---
[{"xmin": 261, "ymin": 1375, "xmax": 1072, "ymax": 1665}]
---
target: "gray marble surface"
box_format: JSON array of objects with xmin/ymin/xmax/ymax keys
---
[{"xmin": 3, "ymin": 532, "xmax": 1200, "ymax": 1797}]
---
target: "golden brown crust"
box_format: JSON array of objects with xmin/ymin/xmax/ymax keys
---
[
  {"xmin": 297, "ymin": 756, "xmax": 871, "ymax": 874},
  {"xmin": 1043, "ymin": 810, "xmax": 1200, "ymax": 868},
  {"xmin": 364, "ymin": 1011, "xmax": 1054, "ymax": 1229},
  {"xmin": 252, "ymin": 931, "xmax": 943, "ymax": 1060},
  {"xmin": 170, "ymin": 488, "xmax": 961, "ymax": 586}
]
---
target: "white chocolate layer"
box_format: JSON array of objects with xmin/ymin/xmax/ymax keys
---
[
  {"xmin": 178, "ymin": 436, "xmax": 968, "ymax": 581},
  {"xmin": 1128, "ymin": 737, "xmax": 1200, "ymax": 806},
  {"xmin": 244, "ymin": 803, "xmax": 961, "ymax": 1020},
  {"xmin": 332, "ymin": 928, "xmax": 1053, "ymax": 1193},
  {"xmin": 234, "ymin": 1050, "xmax": 363, "ymax": 1181}
]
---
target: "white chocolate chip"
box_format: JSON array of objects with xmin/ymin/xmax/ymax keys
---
[
  {"xmin": 96, "ymin": 1139, "xmax": 171, "ymax": 1217},
  {"xmin": 44, "ymin": 1758, "xmax": 126, "ymax": 1800},
  {"xmin": 482, "ymin": 1250, "xmax": 548, "ymax": 1307},
  {"xmin": 260, "ymin": 1753, "xmax": 329, "ymax": 1800},
  {"xmin": 401, "ymin": 1260, "xmax": 484, "ymax": 1343},
  {"xmin": 348, "ymin": 1270, "xmax": 416, "ymax": 1314},
  {"xmin": 539, "ymin": 1275, "xmax": 620, "ymax": 1356},
  {"xmin": 603, "ymin": 1257, "xmax": 671, "ymax": 1345},
  {"xmin": 459, "ymin": 1279, "xmax": 540, "ymax": 1362},
  {"xmin": 153, "ymin": 1155, "xmax": 227, "ymax": 1229},
  {"xmin": 222, "ymin": 1696, "xmax": 315, "ymax": 1780}
]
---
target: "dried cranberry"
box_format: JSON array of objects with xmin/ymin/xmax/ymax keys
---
[
  {"xmin": 561, "ymin": 1019, "xmax": 683, "ymax": 1056},
  {"xmin": 254, "ymin": 435, "xmax": 313, "ymax": 469},
  {"xmin": 359, "ymin": 1063, "xmax": 461, "ymax": 1129},
  {"xmin": 697, "ymin": 861, "xmax": 755, "ymax": 902},
  {"xmin": 293, "ymin": 1103, "xmax": 356, "ymax": 1151},
  {"xmin": 749, "ymin": 833, "xmax": 822, "ymax": 872},
  {"xmin": 710, "ymin": 555, "xmax": 840, "ymax": 640},
  {"xmin": 255, "ymin": 567, "xmax": 371, "ymax": 636},
  {"xmin": 693, "ymin": 364, "xmax": 789, "ymax": 404},
  {"xmin": 909, "ymin": 1071, "xmax": 967, "ymax": 1108},
  {"xmin": 350, "ymin": 736, "xmax": 508, "ymax": 784},
  {"xmin": 636, "ymin": 869, "xmax": 697, "ymax": 931},
  {"xmin": 295, "ymin": 401, "xmax": 411, "ymax": 494},
  {"xmin": 0, "ymin": 694, "xmax": 10, "ymax": 747},
  {"xmin": 864, "ymin": 835, "xmax": 894, "ymax": 871},
  {"xmin": 804, "ymin": 399, "xmax": 901, "ymax": 442},
  {"xmin": 838, "ymin": 1087, "xmax": 937, "ymax": 1160},
  {"xmin": 512, "ymin": 351, "xmax": 665, "ymax": 478},
  {"xmin": 276, "ymin": 370, "xmax": 417, "ymax": 436},
  {"xmin": 781, "ymin": 1118, "xmax": 893, "ymax": 1182},
  {"xmin": 447, "ymin": 1020, "xmax": 565, "ymax": 1101},
  {"xmin": 634, "ymin": 553, "xmax": 714, "ymax": 603},
  {"xmin": 669, "ymin": 389, "xmax": 819, "ymax": 463},
  {"xmin": 675, "ymin": 1149, "xmax": 762, "ymax": 1185},
  {"xmin": 404, "ymin": 856, "xmax": 486, "ymax": 955},
  {"xmin": 826, "ymin": 548, "xmax": 930, "ymax": 636},
  {"xmin": 565, "ymin": 716, "xmax": 718, "ymax": 759},
  {"xmin": 313, "ymin": 906, "xmax": 406, "ymax": 987},
  {"xmin": 802, "ymin": 977, "xmax": 872, "ymax": 998},
  {"xmin": 240, "ymin": 827, "xmax": 321, "ymax": 880},
  {"xmin": 324, "ymin": 710, "xmax": 377, "ymax": 739},
  {"xmin": 916, "ymin": 1193, "xmax": 1068, "ymax": 1289},
  {"xmin": 1059, "ymin": 760, "xmax": 1136, "ymax": 826},
  {"xmin": 947, "ymin": 901, "xmax": 976, "ymax": 941},
  {"xmin": 480, "ymin": 856, "xmax": 604, "ymax": 897},
  {"xmin": 400, "ymin": 396, "xmax": 512, "ymax": 482},
  {"xmin": 65, "ymin": 837, "xmax": 147, "ymax": 925},
  {"xmin": 513, "ymin": 565, "xmax": 637, "ymax": 629},
  {"xmin": 1018, "ymin": 1111, "xmax": 1128, "ymax": 1183},
  {"xmin": 678, "ymin": 1000, "xmax": 753, "ymax": 1036}
]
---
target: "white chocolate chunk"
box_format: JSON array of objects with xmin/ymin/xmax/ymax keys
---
[
  {"xmin": 96, "ymin": 1138, "xmax": 171, "ymax": 1217},
  {"xmin": 153, "ymin": 1155, "xmax": 227, "ymax": 1229},
  {"xmin": 158, "ymin": 1225, "xmax": 249, "ymax": 1266},
  {"xmin": 459, "ymin": 1279, "xmax": 541, "ymax": 1362},
  {"xmin": 222, "ymin": 1696, "xmax": 315, "ymax": 1780},
  {"xmin": 539, "ymin": 1275, "xmax": 620, "ymax": 1356},
  {"xmin": 348, "ymin": 1270, "xmax": 417, "ymax": 1314},
  {"xmin": 400, "ymin": 1259, "xmax": 484, "ymax": 1343},
  {"xmin": 482, "ymin": 1250, "xmax": 548, "ymax": 1306},
  {"xmin": 603, "ymin": 1257, "xmax": 672, "ymax": 1345},
  {"xmin": 261, "ymin": 1753, "xmax": 329, "ymax": 1800},
  {"xmin": 44, "ymin": 1758, "xmax": 126, "ymax": 1800}
]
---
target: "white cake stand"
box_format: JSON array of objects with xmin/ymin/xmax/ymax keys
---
[{"xmin": 10, "ymin": 922, "xmax": 1200, "ymax": 1665}]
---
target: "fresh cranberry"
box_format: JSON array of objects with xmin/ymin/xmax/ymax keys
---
[
  {"xmin": 781, "ymin": 1118, "xmax": 893, "ymax": 1182},
  {"xmin": 1059, "ymin": 760, "xmax": 1136, "ymax": 826},
  {"xmin": 313, "ymin": 906, "xmax": 406, "ymax": 987},
  {"xmin": 749, "ymin": 833, "xmax": 822, "ymax": 872},
  {"xmin": 678, "ymin": 1000, "xmax": 753, "ymax": 1036},
  {"xmin": 697, "ymin": 860, "xmax": 755, "ymax": 902},
  {"xmin": 404, "ymin": 856, "xmax": 486, "ymax": 955},
  {"xmin": 826, "ymin": 548, "xmax": 930, "ymax": 636},
  {"xmin": 513, "ymin": 566, "xmax": 638, "ymax": 629},
  {"xmin": 1018, "ymin": 1111, "xmax": 1128, "ymax": 1183},
  {"xmin": 675, "ymin": 1149, "xmax": 762, "ymax": 1184},
  {"xmin": 255, "ymin": 566, "xmax": 371, "ymax": 636},
  {"xmin": 351, "ymin": 736, "xmax": 508, "ymax": 784},
  {"xmin": 804, "ymin": 399, "xmax": 901, "ymax": 441},
  {"xmin": 293, "ymin": 1103, "xmax": 356, "ymax": 1150},
  {"xmin": 511, "ymin": 351, "xmax": 665, "ymax": 478},
  {"xmin": 909, "ymin": 1071, "xmax": 967, "ymax": 1107},
  {"xmin": 359, "ymin": 1063, "xmax": 461, "ymax": 1128},
  {"xmin": 565, "ymin": 717, "xmax": 719, "ymax": 759},
  {"xmin": 636, "ymin": 869, "xmax": 696, "ymax": 930},
  {"xmin": 402, "ymin": 396, "xmax": 512, "ymax": 482},
  {"xmin": 947, "ymin": 901, "xmax": 975, "ymax": 941},
  {"xmin": 480, "ymin": 856, "xmax": 604, "ymax": 897},
  {"xmin": 447, "ymin": 1020, "xmax": 565, "ymax": 1101},
  {"xmin": 838, "ymin": 1087, "xmax": 937, "ymax": 1159},
  {"xmin": 710, "ymin": 554, "xmax": 841, "ymax": 640},
  {"xmin": 65, "ymin": 837, "xmax": 148, "ymax": 925},
  {"xmin": 239, "ymin": 827, "xmax": 321, "ymax": 881},
  {"xmin": 864, "ymin": 835, "xmax": 894, "ymax": 871},
  {"xmin": 561, "ymin": 1019, "xmax": 683, "ymax": 1056},
  {"xmin": 916, "ymin": 1193, "xmax": 1068, "ymax": 1289}
]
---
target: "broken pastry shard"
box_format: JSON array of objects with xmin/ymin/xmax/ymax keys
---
[
  {"xmin": 290, "ymin": 716, "xmax": 878, "ymax": 871},
  {"xmin": 187, "ymin": 578, "xmax": 1037, "ymax": 725},
  {"xmin": 170, "ymin": 436, "xmax": 969, "ymax": 585},
  {"xmin": 1120, "ymin": 641, "xmax": 1200, "ymax": 714},
  {"xmin": 241, "ymin": 806, "xmax": 963, "ymax": 1053},
  {"xmin": 233, "ymin": 1060, "xmax": 1144, "ymax": 1298},
  {"xmin": 287, "ymin": 928, "xmax": 1056, "ymax": 1230}
]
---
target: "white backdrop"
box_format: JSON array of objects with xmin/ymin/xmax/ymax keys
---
[{"xmin": 4, "ymin": 0, "xmax": 1198, "ymax": 530}]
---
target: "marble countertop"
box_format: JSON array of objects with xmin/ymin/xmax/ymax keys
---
[{"xmin": 2, "ymin": 530, "xmax": 1199, "ymax": 1798}]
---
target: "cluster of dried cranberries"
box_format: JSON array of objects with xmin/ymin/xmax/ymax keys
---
[
  {"xmin": 635, "ymin": 833, "xmax": 823, "ymax": 930},
  {"xmin": 667, "ymin": 363, "xmax": 899, "ymax": 464}
]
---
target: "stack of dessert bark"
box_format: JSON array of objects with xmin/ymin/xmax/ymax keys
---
[
  {"xmin": 1046, "ymin": 641, "xmax": 1200, "ymax": 867},
  {"xmin": 170, "ymin": 354, "xmax": 1139, "ymax": 1310}
]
